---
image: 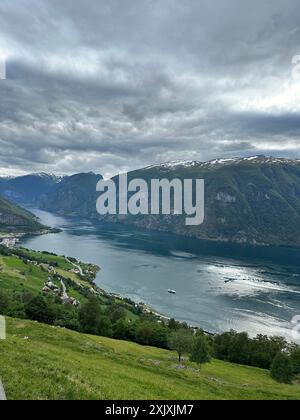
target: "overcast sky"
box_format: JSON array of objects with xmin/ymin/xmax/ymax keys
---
[{"xmin": 0, "ymin": 0, "xmax": 300, "ymax": 177}]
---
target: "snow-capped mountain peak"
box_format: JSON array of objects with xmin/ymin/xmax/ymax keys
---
[{"xmin": 144, "ymin": 155, "xmax": 300, "ymax": 171}]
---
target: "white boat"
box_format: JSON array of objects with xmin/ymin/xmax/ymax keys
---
[{"xmin": 168, "ymin": 289, "xmax": 177, "ymax": 294}]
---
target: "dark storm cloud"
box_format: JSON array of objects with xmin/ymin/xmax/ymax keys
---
[{"xmin": 0, "ymin": 0, "xmax": 300, "ymax": 177}]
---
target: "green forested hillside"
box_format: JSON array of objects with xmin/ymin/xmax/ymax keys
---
[
  {"xmin": 0, "ymin": 198, "xmax": 45, "ymax": 233},
  {"xmin": 113, "ymin": 156, "xmax": 300, "ymax": 246}
]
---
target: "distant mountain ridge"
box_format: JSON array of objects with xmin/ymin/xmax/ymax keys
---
[
  {"xmin": 1, "ymin": 156, "xmax": 300, "ymax": 246},
  {"xmin": 144, "ymin": 156, "xmax": 300, "ymax": 170},
  {"xmin": 39, "ymin": 172, "xmax": 103, "ymax": 217},
  {"xmin": 0, "ymin": 173, "xmax": 62, "ymax": 205}
]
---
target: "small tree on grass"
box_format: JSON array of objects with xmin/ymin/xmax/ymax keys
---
[
  {"xmin": 168, "ymin": 330, "xmax": 193, "ymax": 362},
  {"xmin": 190, "ymin": 335, "xmax": 211, "ymax": 369},
  {"xmin": 79, "ymin": 296, "xmax": 102, "ymax": 334},
  {"xmin": 0, "ymin": 290, "xmax": 10, "ymax": 314},
  {"xmin": 270, "ymin": 353, "xmax": 294, "ymax": 384}
]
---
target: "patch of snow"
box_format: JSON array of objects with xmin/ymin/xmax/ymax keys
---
[
  {"xmin": 243, "ymin": 156, "xmax": 260, "ymax": 161},
  {"xmin": 143, "ymin": 156, "xmax": 300, "ymax": 171},
  {"xmin": 204, "ymin": 158, "xmax": 237, "ymax": 166},
  {"xmin": 145, "ymin": 160, "xmax": 201, "ymax": 170}
]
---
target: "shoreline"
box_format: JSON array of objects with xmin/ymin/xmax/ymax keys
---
[
  {"xmin": 0, "ymin": 227, "xmax": 61, "ymax": 248},
  {"xmin": 105, "ymin": 290, "xmax": 214, "ymax": 336},
  {"xmin": 20, "ymin": 210, "xmax": 299, "ymax": 342},
  {"xmin": 16, "ymin": 237, "xmax": 295, "ymax": 342}
]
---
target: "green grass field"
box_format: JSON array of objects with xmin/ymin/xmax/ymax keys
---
[
  {"xmin": 0, "ymin": 248, "xmax": 95, "ymax": 293},
  {"xmin": 0, "ymin": 317, "xmax": 299, "ymax": 400},
  {"xmin": 0, "ymin": 255, "xmax": 48, "ymax": 293}
]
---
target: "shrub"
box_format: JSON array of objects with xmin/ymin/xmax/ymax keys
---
[
  {"xmin": 0, "ymin": 290, "xmax": 10, "ymax": 314},
  {"xmin": 25, "ymin": 295, "xmax": 55, "ymax": 325},
  {"xmin": 290, "ymin": 346, "xmax": 300, "ymax": 376},
  {"xmin": 270, "ymin": 353, "xmax": 294, "ymax": 384},
  {"xmin": 136, "ymin": 321, "xmax": 168, "ymax": 348}
]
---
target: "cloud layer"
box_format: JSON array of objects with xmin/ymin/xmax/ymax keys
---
[{"xmin": 1, "ymin": 0, "xmax": 300, "ymax": 177}]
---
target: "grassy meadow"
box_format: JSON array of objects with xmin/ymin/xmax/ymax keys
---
[{"xmin": 0, "ymin": 317, "xmax": 299, "ymax": 400}]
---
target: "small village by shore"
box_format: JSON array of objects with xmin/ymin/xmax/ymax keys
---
[
  {"xmin": 0, "ymin": 226, "xmax": 61, "ymax": 249},
  {"xmin": 0, "ymin": 233, "xmax": 21, "ymax": 248}
]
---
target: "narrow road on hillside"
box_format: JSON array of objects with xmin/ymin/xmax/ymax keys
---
[
  {"xmin": 0, "ymin": 380, "xmax": 6, "ymax": 400},
  {"xmin": 66, "ymin": 257, "xmax": 83, "ymax": 276},
  {"xmin": 60, "ymin": 279, "xmax": 69, "ymax": 301}
]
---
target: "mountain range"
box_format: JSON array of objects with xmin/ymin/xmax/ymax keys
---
[
  {"xmin": 1, "ymin": 156, "xmax": 300, "ymax": 246},
  {"xmin": 0, "ymin": 173, "xmax": 61, "ymax": 205}
]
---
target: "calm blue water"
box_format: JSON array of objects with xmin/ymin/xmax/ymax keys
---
[{"xmin": 21, "ymin": 209, "xmax": 300, "ymax": 340}]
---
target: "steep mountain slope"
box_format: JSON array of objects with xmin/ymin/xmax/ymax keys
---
[
  {"xmin": 39, "ymin": 172, "xmax": 103, "ymax": 217},
  {"xmin": 113, "ymin": 156, "xmax": 300, "ymax": 246},
  {"xmin": 1, "ymin": 317, "xmax": 299, "ymax": 400},
  {"xmin": 0, "ymin": 197, "xmax": 45, "ymax": 233},
  {"xmin": 0, "ymin": 173, "xmax": 61, "ymax": 205}
]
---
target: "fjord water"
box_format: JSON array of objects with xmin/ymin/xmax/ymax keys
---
[{"xmin": 22, "ymin": 209, "xmax": 300, "ymax": 340}]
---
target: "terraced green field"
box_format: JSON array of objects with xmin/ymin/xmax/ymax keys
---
[{"xmin": 0, "ymin": 250, "xmax": 90, "ymax": 294}]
